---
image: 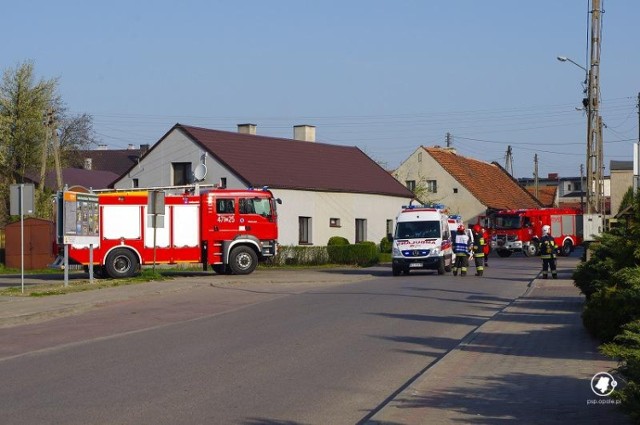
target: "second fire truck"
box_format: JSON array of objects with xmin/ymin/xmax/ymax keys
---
[{"xmin": 490, "ymin": 207, "xmax": 583, "ymax": 257}]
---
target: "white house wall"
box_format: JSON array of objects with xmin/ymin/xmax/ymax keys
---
[
  {"xmin": 271, "ymin": 189, "xmax": 411, "ymax": 246},
  {"xmin": 114, "ymin": 129, "xmax": 411, "ymax": 247},
  {"xmin": 393, "ymin": 148, "xmax": 486, "ymax": 225},
  {"xmin": 113, "ymin": 130, "xmax": 245, "ymax": 190}
]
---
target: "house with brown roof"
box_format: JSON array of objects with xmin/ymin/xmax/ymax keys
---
[
  {"xmin": 525, "ymin": 186, "xmax": 558, "ymax": 207},
  {"xmin": 26, "ymin": 145, "xmax": 148, "ymax": 192},
  {"xmin": 112, "ymin": 123, "xmax": 414, "ymax": 246},
  {"xmin": 392, "ymin": 146, "xmax": 541, "ymax": 224}
]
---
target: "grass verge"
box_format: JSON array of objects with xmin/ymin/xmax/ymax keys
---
[{"xmin": 0, "ymin": 269, "xmax": 171, "ymax": 297}]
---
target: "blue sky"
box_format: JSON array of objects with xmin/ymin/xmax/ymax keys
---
[{"xmin": 3, "ymin": 0, "xmax": 638, "ymax": 178}]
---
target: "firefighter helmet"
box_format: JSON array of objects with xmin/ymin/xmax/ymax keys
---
[
  {"xmin": 473, "ymin": 224, "xmax": 482, "ymax": 234},
  {"xmin": 542, "ymin": 225, "xmax": 551, "ymax": 236}
]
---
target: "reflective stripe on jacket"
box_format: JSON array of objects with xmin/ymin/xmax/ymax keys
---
[
  {"xmin": 539, "ymin": 235, "xmax": 557, "ymax": 259},
  {"xmin": 453, "ymin": 233, "xmax": 471, "ymax": 255}
]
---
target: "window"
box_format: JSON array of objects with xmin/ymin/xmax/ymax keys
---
[
  {"xmin": 330, "ymin": 218, "xmax": 341, "ymax": 227},
  {"xmin": 220, "ymin": 177, "xmax": 227, "ymax": 189},
  {"xmin": 386, "ymin": 219, "xmax": 393, "ymax": 236},
  {"xmin": 405, "ymin": 180, "xmax": 416, "ymax": 191},
  {"xmin": 453, "ymin": 188, "xmax": 458, "ymax": 194},
  {"xmin": 426, "ymin": 180, "xmax": 437, "ymax": 193},
  {"xmin": 132, "ymin": 178, "xmax": 139, "ymax": 188},
  {"xmin": 355, "ymin": 219, "xmax": 367, "ymax": 243},
  {"xmin": 172, "ymin": 162, "xmax": 192, "ymax": 186},
  {"xmin": 418, "ymin": 152, "xmax": 422, "ymax": 162},
  {"xmin": 240, "ymin": 197, "xmax": 271, "ymax": 216},
  {"xmin": 299, "ymin": 216, "xmax": 312, "ymax": 244},
  {"xmin": 216, "ymin": 198, "xmax": 235, "ymax": 214},
  {"xmin": 567, "ymin": 183, "xmax": 572, "ymax": 191}
]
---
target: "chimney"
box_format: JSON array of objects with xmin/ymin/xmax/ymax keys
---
[
  {"xmin": 97, "ymin": 144, "xmax": 108, "ymax": 150},
  {"xmin": 127, "ymin": 144, "xmax": 135, "ymax": 150},
  {"xmin": 140, "ymin": 144, "xmax": 150, "ymax": 153},
  {"xmin": 237, "ymin": 123, "xmax": 257, "ymax": 135},
  {"xmin": 83, "ymin": 158, "xmax": 92, "ymax": 170},
  {"xmin": 293, "ymin": 125, "xmax": 316, "ymax": 142},
  {"xmin": 548, "ymin": 173, "xmax": 559, "ymax": 180}
]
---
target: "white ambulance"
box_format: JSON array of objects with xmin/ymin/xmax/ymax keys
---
[{"xmin": 391, "ymin": 203, "xmax": 454, "ymax": 276}]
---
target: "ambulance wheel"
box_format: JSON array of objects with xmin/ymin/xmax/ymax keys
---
[
  {"xmin": 229, "ymin": 246, "xmax": 258, "ymax": 275},
  {"xmin": 105, "ymin": 248, "xmax": 138, "ymax": 279},
  {"xmin": 437, "ymin": 258, "xmax": 446, "ymax": 275},
  {"xmin": 561, "ymin": 240, "xmax": 573, "ymax": 256},
  {"xmin": 392, "ymin": 266, "xmax": 401, "ymax": 276}
]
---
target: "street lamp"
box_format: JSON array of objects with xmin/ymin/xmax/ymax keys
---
[
  {"xmin": 556, "ymin": 56, "xmax": 587, "ymax": 73},
  {"xmin": 557, "ymin": 53, "xmax": 602, "ymax": 215}
]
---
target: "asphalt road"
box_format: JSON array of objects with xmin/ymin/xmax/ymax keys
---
[{"xmin": 0, "ymin": 255, "xmax": 538, "ymax": 424}]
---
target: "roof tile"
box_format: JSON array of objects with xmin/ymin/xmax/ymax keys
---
[{"xmin": 425, "ymin": 147, "xmax": 541, "ymax": 210}]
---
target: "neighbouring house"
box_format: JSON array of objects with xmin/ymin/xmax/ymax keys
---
[
  {"xmin": 519, "ymin": 172, "xmax": 613, "ymax": 214},
  {"xmin": 26, "ymin": 144, "xmax": 149, "ymax": 192},
  {"xmin": 111, "ymin": 123, "xmax": 414, "ymax": 246},
  {"xmin": 392, "ymin": 146, "xmax": 541, "ymax": 224},
  {"xmin": 610, "ymin": 160, "xmax": 633, "ymax": 216}
]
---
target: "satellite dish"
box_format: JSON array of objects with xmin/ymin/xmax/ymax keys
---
[{"xmin": 193, "ymin": 163, "xmax": 207, "ymax": 181}]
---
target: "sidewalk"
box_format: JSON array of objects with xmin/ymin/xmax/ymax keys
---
[{"xmin": 366, "ymin": 256, "xmax": 630, "ymax": 424}]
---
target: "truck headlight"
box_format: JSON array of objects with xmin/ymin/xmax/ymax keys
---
[
  {"xmin": 392, "ymin": 247, "xmax": 401, "ymax": 256},
  {"xmin": 431, "ymin": 248, "xmax": 440, "ymax": 256}
]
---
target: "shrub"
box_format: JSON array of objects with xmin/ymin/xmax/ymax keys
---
[
  {"xmin": 380, "ymin": 236, "xmax": 392, "ymax": 253},
  {"xmin": 328, "ymin": 236, "xmax": 349, "ymax": 246},
  {"xmin": 583, "ymin": 286, "xmax": 640, "ymax": 342},
  {"xmin": 601, "ymin": 321, "xmax": 640, "ymax": 421},
  {"xmin": 573, "ymin": 232, "xmax": 638, "ymax": 299},
  {"xmin": 268, "ymin": 245, "xmax": 329, "ymax": 266},
  {"xmin": 327, "ymin": 242, "xmax": 379, "ymax": 267}
]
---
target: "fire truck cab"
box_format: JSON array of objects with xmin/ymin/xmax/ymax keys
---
[
  {"xmin": 391, "ymin": 204, "xmax": 454, "ymax": 276},
  {"xmin": 490, "ymin": 207, "xmax": 582, "ymax": 257}
]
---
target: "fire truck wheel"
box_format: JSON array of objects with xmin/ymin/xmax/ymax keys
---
[
  {"xmin": 105, "ymin": 249, "xmax": 138, "ymax": 279},
  {"xmin": 560, "ymin": 240, "xmax": 573, "ymax": 256},
  {"xmin": 523, "ymin": 243, "xmax": 539, "ymax": 257},
  {"xmin": 496, "ymin": 249, "xmax": 512, "ymax": 258},
  {"xmin": 229, "ymin": 246, "xmax": 258, "ymax": 275}
]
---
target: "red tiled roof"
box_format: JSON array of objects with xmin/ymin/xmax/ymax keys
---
[
  {"xmin": 164, "ymin": 124, "xmax": 414, "ymax": 198},
  {"xmin": 525, "ymin": 185, "xmax": 557, "ymax": 207},
  {"xmin": 425, "ymin": 147, "xmax": 541, "ymax": 210}
]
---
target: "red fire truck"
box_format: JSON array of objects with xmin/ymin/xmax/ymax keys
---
[
  {"xmin": 490, "ymin": 207, "xmax": 582, "ymax": 257},
  {"xmin": 54, "ymin": 187, "xmax": 279, "ymax": 278}
]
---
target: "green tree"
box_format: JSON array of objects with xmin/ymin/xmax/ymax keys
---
[{"xmin": 0, "ymin": 61, "xmax": 96, "ymax": 223}]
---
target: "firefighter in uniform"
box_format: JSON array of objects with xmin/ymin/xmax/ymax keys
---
[
  {"xmin": 471, "ymin": 224, "xmax": 486, "ymax": 276},
  {"xmin": 539, "ymin": 224, "xmax": 558, "ymax": 279},
  {"xmin": 452, "ymin": 224, "xmax": 472, "ymax": 276}
]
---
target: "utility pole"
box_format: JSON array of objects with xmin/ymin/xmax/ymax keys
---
[
  {"xmin": 445, "ymin": 132, "xmax": 452, "ymax": 148},
  {"xmin": 504, "ymin": 145, "xmax": 514, "ymax": 176},
  {"xmin": 580, "ymin": 164, "xmax": 585, "ymax": 211},
  {"xmin": 533, "ymin": 154, "xmax": 539, "ymax": 200},
  {"xmin": 585, "ymin": 0, "xmax": 604, "ymax": 215}
]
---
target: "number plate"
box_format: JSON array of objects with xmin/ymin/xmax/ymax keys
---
[{"xmin": 409, "ymin": 262, "xmax": 422, "ymax": 268}]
